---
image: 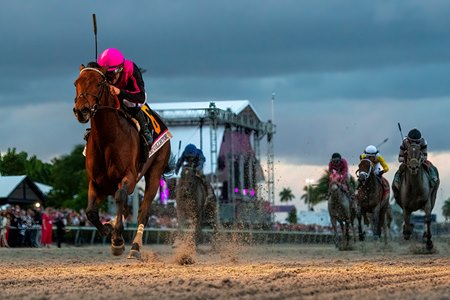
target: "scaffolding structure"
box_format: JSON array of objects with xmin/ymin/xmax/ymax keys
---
[{"xmin": 154, "ymin": 102, "xmax": 276, "ymax": 222}]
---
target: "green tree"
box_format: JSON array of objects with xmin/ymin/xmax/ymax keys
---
[
  {"xmin": 301, "ymin": 171, "xmax": 328, "ymax": 210},
  {"xmin": 47, "ymin": 144, "xmax": 87, "ymax": 208},
  {"xmin": 26, "ymin": 155, "xmax": 52, "ymax": 184},
  {"xmin": 0, "ymin": 148, "xmax": 28, "ymax": 175},
  {"xmin": 279, "ymin": 187, "xmax": 295, "ymax": 202},
  {"xmin": 0, "ymin": 148, "xmax": 52, "ymax": 184},
  {"xmin": 286, "ymin": 206, "xmax": 298, "ymax": 224},
  {"xmin": 442, "ymin": 198, "xmax": 450, "ymax": 222}
]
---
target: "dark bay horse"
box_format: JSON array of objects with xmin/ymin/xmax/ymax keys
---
[
  {"xmin": 356, "ymin": 159, "xmax": 390, "ymax": 243},
  {"xmin": 327, "ymin": 171, "xmax": 356, "ymax": 249},
  {"xmin": 73, "ymin": 65, "xmax": 171, "ymax": 259},
  {"xmin": 175, "ymin": 162, "xmax": 217, "ymax": 248},
  {"xmin": 394, "ymin": 142, "xmax": 439, "ymax": 250}
]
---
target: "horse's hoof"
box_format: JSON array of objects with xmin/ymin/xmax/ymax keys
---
[
  {"xmin": 403, "ymin": 235, "xmax": 411, "ymax": 241},
  {"xmin": 426, "ymin": 241, "xmax": 433, "ymax": 251},
  {"xmin": 127, "ymin": 249, "xmax": 142, "ymax": 260},
  {"xmin": 111, "ymin": 243, "xmax": 125, "ymax": 256}
]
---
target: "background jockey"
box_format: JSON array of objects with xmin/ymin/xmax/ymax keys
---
[
  {"xmin": 398, "ymin": 128, "xmax": 427, "ymax": 164},
  {"xmin": 97, "ymin": 48, "xmax": 153, "ymax": 148},
  {"xmin": 328, "ymin": 153, "xmax": 350, "ymax": 192},
  {"xmin": 394, "ymin": 128, "xmax": 438, "ymax": 186},
  {"xmin": 176, "ymin": 144, "xmax": 216, "ymax": 202},
  {"xmin": 360, "ymin": 145, "xmax": 389, "ymax": 177}
]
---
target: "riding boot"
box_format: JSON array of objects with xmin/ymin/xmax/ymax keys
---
[
  {"xmin": 84, "ymin": 128, "xmax": 91, "ymax": 141},
  {"xmin": 135, "ymin": 110, "xmax": 153, "ymax": 147}
]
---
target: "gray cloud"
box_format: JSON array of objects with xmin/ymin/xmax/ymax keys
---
[{"xmin": 2, "ymin": 0, "xmax": 450, "ymax": 165}]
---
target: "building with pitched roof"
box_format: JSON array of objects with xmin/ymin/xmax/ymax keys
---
[{"xmin": 0, "ymin": 175, "xmax": 49, "ymax": 207}]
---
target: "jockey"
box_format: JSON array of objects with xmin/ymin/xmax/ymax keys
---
[
  {"xmin": 398, "ymin": 128, "xmax": 427, "ymax": 163},
  {"xmin": 176, "ymin": 144, "xmax": 216, "ymax": 202},
  {"xmin": 360, "ymin": 145, "xmax": 389, "ymax": 177},
  {"xmin": 97, "ymin": 48, "xmax": 153, "ymax": 148},
  {"xmin": 328, "ymin": 153, "xmax": 350, "ymax": 192},
  {"xmin": 394, "ymin": 128, "xmax": 438, "ymax": 188}
]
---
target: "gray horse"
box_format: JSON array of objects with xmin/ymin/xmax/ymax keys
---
[
  {"xmin": 328, "ymin": 171, "xmax": 356, "ymax": 249},
  {"xmin": 175, "ymin": 162, "xmax": 217, "ymax": 247},
  {"xmin": 356, "ymin": 159, "xmax": 390, "ymax": 243},
  {"xmin": 393, "ymin": 143, "xmax": 439, "ymax": 250}
]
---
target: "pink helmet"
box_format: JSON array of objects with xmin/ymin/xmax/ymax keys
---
[{"xmin": 98, "ymin": 48, "xmax": 125, "ymax": 72}]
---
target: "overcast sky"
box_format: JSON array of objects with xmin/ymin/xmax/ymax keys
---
[
  {"xmin": 0, "ymin": 0, "xmax": 450, "ymax": 163},
  {"xmin": 2, "ymin": 1, "xmax": 450, "ymax": 178}
]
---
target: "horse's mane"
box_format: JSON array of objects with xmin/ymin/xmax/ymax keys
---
[{"xmin": 87, "ymin": 61, "xmax": 100, "ymax": 68}]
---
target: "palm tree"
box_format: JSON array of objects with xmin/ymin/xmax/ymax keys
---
[
  {"xmin": 279, "ymin": 187, "xmax": 295, "ymax": 202},
  {"xmin": 301, "ymin": 170, "xmax": 329, "ymax": 210},
  {"xmin": 442, "ymin": 198, "xmax": 450, "ymax": 222}
]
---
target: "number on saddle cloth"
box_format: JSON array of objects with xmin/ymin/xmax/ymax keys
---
[{"xmin": 141, "ymin": 104, "xmax": 162, "ymax": 136}]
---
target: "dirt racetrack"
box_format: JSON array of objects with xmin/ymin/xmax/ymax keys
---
[{"xmin": 1, "ymin": 241, "xmax": 449, "ymax": 300}]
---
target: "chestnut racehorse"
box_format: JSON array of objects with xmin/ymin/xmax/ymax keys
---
[
  {"xmin": 356, "ymin": 159, "xmax": 390, "ymax": 243},
  {"xmin": 73, "ymin": 64, "xmax": 171, "ymax": 259}
]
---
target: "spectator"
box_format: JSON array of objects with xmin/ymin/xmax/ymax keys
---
[
  {"xmin": 54, "ymin": 212, "xmax": 67, "ymax": 248},
  {"xmin": 8, "ymin": 207, "xmax": 21, "ymax": 247},
  {"xmin": 24, "ymin": 209, "xmax": 35, "ymax": 247},
  {"xmin": 0, "ymin": 211, "xmax": 9, "ymax": 247},
  {"xmin": 41, "ymin": 207, "xmax": 53, "ymax": 248},
  {"xmin": 33, "ymin": 206, "xmax": 42, "ymax": 248}
]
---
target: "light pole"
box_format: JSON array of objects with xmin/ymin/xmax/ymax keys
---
[{"xmin": 305, "ymin": 178, "xmax": 315, "ymax": 211}]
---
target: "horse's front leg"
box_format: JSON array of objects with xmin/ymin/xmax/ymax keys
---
[
  {"xmin": 423, "ymin": 203, "xmax": 433, "ymax": 250},
  {"xmin": 128, "ymin": 173, "xmax": 160, "ymax": 259},
  {"xmin": 344, "ymin": 221, "xmax": 350, "ymax": 248},
  {"xmin": 357, "ymin": 210, "xmax": 365, "ymax": 241},
  {"xmin": 338, "ymin": 221, "xmax": 345, "ymax": 248},
  {"xmin": 111, "ymin": 183, "xmax": 128, "ymax": 256},
  {"xmin": 86, "ymin": 182, "xmax": 112, "ymax": 237},
  {"xmin": 330, "ymin": 216, "xmax": 338, "ymax": 247},
  {"xmin": 402, "ymin": 210, "xmax": 413, "ymax": 240}
]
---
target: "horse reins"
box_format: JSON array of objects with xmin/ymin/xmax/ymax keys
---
[{"xmin": 75, "ymin": 67, "xmax": 120, "ymax": 118}]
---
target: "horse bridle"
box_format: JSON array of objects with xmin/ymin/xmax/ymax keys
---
[
  {"xmin": 74, "ymin": 67, "xmax": 118, "ymax": 119},
  {"xmin": 356, "ymin": 158, "xmax": 373, "ymax": 181},
  {"xmin": 406, "ymin": 144, "xmax": 424, "ymax": 174}
]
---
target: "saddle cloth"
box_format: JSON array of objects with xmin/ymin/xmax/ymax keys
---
[
  {"xmin": 379, "ymin": 176, "xmax": 390, "ymax": 201},
  {"xmin": 141, "ymin": 103, "xmax": 172, "ymax": 159}
]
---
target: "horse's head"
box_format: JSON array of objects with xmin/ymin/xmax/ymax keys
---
[
  {"xmin": 406, "ymin": 142, "xmax": 424, "ymax": 175},
  {"xmin": 356, "ymin": 158, "xmax": 373, "ymax": 183},
  {"xmin": 73, "ymin": 64, "xmax": 109, "ymax": 123},
  {"xmin": 329, "ymin": 170, "xmax": 341, "ymax": 192}
]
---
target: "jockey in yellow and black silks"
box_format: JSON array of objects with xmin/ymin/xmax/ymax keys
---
[{"xmin": 360, "ymin": 145, "xmax": 389, "ymax": 177}]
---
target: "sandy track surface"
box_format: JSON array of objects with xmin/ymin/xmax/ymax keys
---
[{"xmin": 1, "ymin": 241, "xmax": 449, "ymax": 300}]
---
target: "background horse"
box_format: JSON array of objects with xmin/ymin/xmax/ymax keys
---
[
  {"xmin": 356, "ymin": 159, "xmax": 390, "ymax": 243},
  {"xmin": 394, "ymin": 142, "xmax": 439, "ymax": 250},
  {"xmin": 73, "ymin": 65, "xmax": 171, "ymax": 259},
  {"xmin": 327, "ymin": 171, "xmax": 356, "ymax": 249},
  {"xmin": 175, "ymin": 162, "xmax": 217, "ymax": 249}
]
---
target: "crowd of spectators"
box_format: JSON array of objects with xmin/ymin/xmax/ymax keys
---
[
  {"xmin": 0, "ymin": 202, "xmax": 337, "ymax": 249},
  {"xmin": 0, "ymin": 202, "xmax": 180, "ymax": 248},
  {"xmin": 0, "ymin": 204, "xmax": 75, "ymax": 248}
]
